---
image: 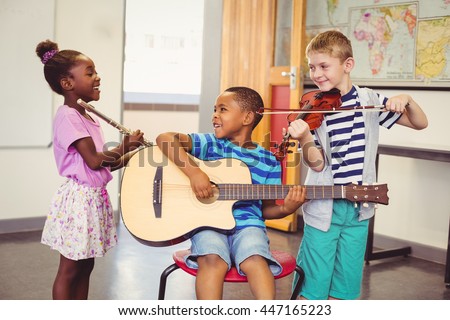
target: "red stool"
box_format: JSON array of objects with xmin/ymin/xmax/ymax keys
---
[{"xmin": 158, "ymin": 249, "xmax": 304, "ymax": 299}]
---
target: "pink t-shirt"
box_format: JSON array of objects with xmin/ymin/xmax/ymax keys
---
[{"xmin": 53, "ymin": 105, "xmax": 113, "ymax": 187}]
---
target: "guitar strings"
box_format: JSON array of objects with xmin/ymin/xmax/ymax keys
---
[
  {"xmin": 159, "ymin": 184, "xmax": 345, "ymax": 199},
  {"xmin": 160, "ymin": 184, "xmax": 195, "ymax": 199}
]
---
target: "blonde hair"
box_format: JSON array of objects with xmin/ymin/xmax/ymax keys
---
[{"xmin": 306, "ymin": 30, "xmax": 353, "ymax": 63}]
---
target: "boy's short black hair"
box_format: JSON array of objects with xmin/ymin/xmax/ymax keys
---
[{"xmin": 224, "ymin": 87, "xmax": 263, "ymax": 128}]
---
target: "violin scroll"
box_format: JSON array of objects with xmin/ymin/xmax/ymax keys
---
[{"xmin": 273, "ymin": 133, "xmax": 296, "ymax": 161}]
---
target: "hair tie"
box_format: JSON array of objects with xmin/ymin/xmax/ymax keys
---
[{"xmin": 41, "ymin": 49, "xmax": 59, "ymax": 64}]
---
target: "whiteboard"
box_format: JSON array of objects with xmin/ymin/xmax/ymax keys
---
[{"xmin": 0, "ymin": 0, "xmax": 55, "ymax": 148}]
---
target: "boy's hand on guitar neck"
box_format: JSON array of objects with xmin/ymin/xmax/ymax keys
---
[
  {"xmin": 280, "ymin": 186, "xmax": 307, "ymax": 215},
  {"xmin": 263, "ymin": 185, "xmax": 306, "ymax": 220}
]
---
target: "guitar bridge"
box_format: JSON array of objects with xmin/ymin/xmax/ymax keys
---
[{"xmin": 153, "ymin": 166, "xmax": 162, "ymax": 218}]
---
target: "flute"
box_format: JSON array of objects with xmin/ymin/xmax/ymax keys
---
[{"xmin": 77, "ymin": 99, "xmax": 153, "ymax": 147}]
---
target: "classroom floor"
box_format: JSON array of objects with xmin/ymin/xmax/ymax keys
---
[{"xmin": 1, "ymin": 221, "xmax": 449, "ymax": 300}]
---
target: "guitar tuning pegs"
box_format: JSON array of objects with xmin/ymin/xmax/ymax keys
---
[
  {"xmin": 362, "ymin": 202, "xmax": 369, "ymax": 208},
  {"xmin": 354, "ymin": 203, "xmax": 358, "ymax": 208},
  {"xmin": 374, "ymin": 204, "xmax": 378, "ymax": 209}
]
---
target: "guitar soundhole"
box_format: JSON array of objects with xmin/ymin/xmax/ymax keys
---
[{"xmin": 198, "ymin": 187, "xmax": 219, "ymax": 205}]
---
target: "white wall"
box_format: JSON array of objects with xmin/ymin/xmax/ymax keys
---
[
  {"xmin": 123, "ymin": 110, "xmax": 199, "ymax": 142},
  {"xmin": 0, "ymin": 0, "xmax": 125, "ymax": 222},
  {"xmin": 374, "ymin": 89, "xmax": 450, "ymax": 253}
]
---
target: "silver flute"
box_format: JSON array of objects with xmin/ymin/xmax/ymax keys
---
[{"xmin": 77, "ymin": 99, "xmax": 153, "ymax": 146}]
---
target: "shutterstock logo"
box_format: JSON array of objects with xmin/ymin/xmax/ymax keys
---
[{"xmin": 101, "ymin": 136, "xmax": 343, "ymax": 171}]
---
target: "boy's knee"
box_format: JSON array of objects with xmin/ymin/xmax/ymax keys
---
[
  {"xmin": 239, "ymin": 254, "xmax": 267, "ymax": 271},
  {"xmin": 197, "ymin": 254, "xmax": 228, "ymax": 270}
]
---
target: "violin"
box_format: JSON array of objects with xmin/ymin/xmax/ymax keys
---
[
  {"xmin": 271, "ymin": 89, "xmax": 341, "ymax": 161},
  {"xmin": 269, "ymin": 88, "xmax": 383, "ymax": 161},
  {"xmin": 291, "ymin": 88, "xmax": 342, "ymax": 130}
]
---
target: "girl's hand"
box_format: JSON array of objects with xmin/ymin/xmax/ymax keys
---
[{"xmin": 123, "ymin": 130, "xmax": 145, "ymax": 153}]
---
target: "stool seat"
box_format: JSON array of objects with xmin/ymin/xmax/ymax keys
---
[
  {"xmin": 159, "ymin": 249, "xmax": 304, "ymax": 299},
  {"xmin": 172, "ymin": 249, "xmax": 297, "ymax": 282}
]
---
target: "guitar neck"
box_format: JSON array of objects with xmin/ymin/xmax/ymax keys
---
[{"xmin": 217, "ymin": 184, "xmax": 346, "ymax": 201}]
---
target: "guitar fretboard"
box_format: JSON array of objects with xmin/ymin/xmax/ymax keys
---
[{"xmin": 217, "ymin": 184, "xmax": 346, "ymax": 200}]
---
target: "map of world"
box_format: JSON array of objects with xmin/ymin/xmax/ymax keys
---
[{"xmin": 305, "ymin": 0, "xmax": 450, "ymax": 86}]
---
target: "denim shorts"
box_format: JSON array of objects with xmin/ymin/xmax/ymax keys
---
[{"xmin": 185, "ymin": 227, "xmax": 282, "ymax": 276}]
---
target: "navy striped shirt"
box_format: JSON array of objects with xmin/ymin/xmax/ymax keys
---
[
  {"xmin": 312, "ymin": 86, "xmax": 401, "ymax": 185},
  {"xmin": 188, "ymin": 133, "xmax": 281, "ymax": 229}
]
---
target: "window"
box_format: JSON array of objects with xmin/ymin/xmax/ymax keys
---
[{"xmin": 124, "ymin": 0, "xmax": 204, "ymax": 104}]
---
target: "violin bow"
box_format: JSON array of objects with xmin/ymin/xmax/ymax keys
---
[{"xmin": 258, "ymin": 105, "xmax": 385, "ymax": 115}]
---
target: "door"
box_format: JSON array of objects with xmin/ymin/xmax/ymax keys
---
[{"xmin": 265, "ymin": 0, "xmax": 307, "ymax": 232}]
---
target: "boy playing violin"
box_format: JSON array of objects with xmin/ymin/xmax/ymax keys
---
[{"xmin": 288, "ymin": 30, "xmax": 428, "ymax": 300}]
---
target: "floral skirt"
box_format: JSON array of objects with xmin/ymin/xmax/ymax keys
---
[{"xmin": 41, "ymin": 179, "xmax": 118, "ymax": 260}]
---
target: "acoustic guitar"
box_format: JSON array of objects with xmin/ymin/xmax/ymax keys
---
[{"xmin": 120, "ymin": 146, "xmax": 389, "ymax": 247}]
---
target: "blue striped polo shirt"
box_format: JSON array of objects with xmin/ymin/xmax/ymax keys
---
[
  {"xmin": 188, "ymin": 133, "xmax": 281, "ymax": 229},
  {"xmin": 312, "ymin": 86, "xmax": 401, "ymax": 185}
]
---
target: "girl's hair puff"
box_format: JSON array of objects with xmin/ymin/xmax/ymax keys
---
[
  {"xmin": 306, "ymin": 30, "xmax": 353, "ymax": 63},
  {"xmin": 35, "ymin": 40, "xmax": 83, "ymax": 95}
]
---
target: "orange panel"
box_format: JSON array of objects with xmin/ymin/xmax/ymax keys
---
[{"xmin": 270, "ymin": 85, "xmax": 290, "ymax": 185}]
